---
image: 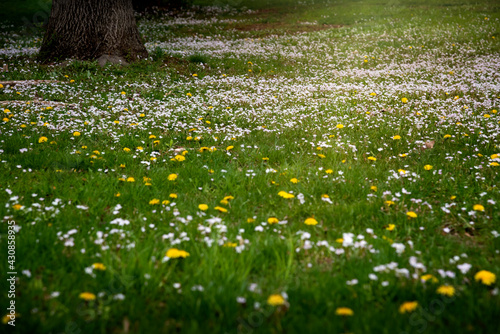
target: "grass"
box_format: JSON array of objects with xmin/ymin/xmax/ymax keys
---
[{"xmin": 0, "ymin": 0, "xmax": 500, "ymax": 333}]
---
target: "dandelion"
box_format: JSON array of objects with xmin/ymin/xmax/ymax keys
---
[
  {"xmin": 79, "ymin": 292, "xmax": 96, "ymax": 301},
  {"xmin": 166, "ymin": 248, "xmax": 190, "ymax": 259},
  {"xmin": 215, "ymin": 206, "xmax": 228, "ymax": 213},
  {"xmin": 336, "ymin": 124, "xmax": 344, "ymax": 129},
  {"xmin": 436, "ymin": 285, "xmax": 455, "ymax": 297},
  {"xmin": 149, "ymin": 199, "xmax": 160, "ymax": 205},
  {"xmin": 226, "ymin": 146, "xmax": 234, "ymax": 151},
  {"xmin": 386, "ymin": 224, "xmax": 395, "ymax": 231},
  {"xmin": 267, "ymin": 217, "xmax": 279, "ymax": 224},
  {"xmin": 123, "ymin": 147, "xmax": 131, "ymax": 152},
  {"xmin": 399, "ymin": 301, "xmax": 418, "ymax": 314},
  {"xmin": 473, "ymin": 204, "xmax": 484, "ymax": 211},
  {"xmin": 278, "ymin": 191, "xmax": 295, "ymax": 199},
  {"xmin": 421, "ymin": 274, "xmax": 438, "ymax": 283},
  {"xmin": 474, "ymin": 270, "xmax": 496, "ymax": 285},
  {"xmin": 368, "ymin": 156, "xmax": 377, "ymax": 161},
  {"xmin": 126, "ymin": 177, "xmax": 135, "ymax": 182},
  {"xmin": 290, "ymin": 178, "xmax": 299, "ymax": 183},
  {"xmin": 169, "ymin": 194, "xmax": 177, "ymax": 199},
  {"xmin": 73, "ymin": 131, "xmax": 81, "ymax": 137},
  {"xmin": 247, "ymin": 218, "xmax": 255, "ymax": 223},
  {"xmin": 424, "ymin": 165, "xmax": 433, "ymax": 170},
  {"xmin": 335, "ymin": 307, "xmax": 354, "ymax": 316},
  {"xmin": 262, "ymin": 157, "xmax": 269, "ymax": 161},
  {"xmin": 370, "ymin": 186, "xmax": 377, "ymax": 192},
  {"xmin": 407, "ymin": 211, "xmax": 418, "ymax": 218},
  {"xmin": 38, "ymin": 136, "xmax": 48, "ymax": 143},
  {"xmin": 318, "ymin": 154, "xmax": 326, "ymax": 158},
  {"xmin": 444, "ymin": 134, "xmax": 451, "ymax": 139},
  {"xmin": 92, "ymin": 263, "xmax": 106, "ymax": 271},
  {"xmin": 173, "ymin": 155, "xmax": 185, "ymax": 162},
  {"xmin": 401, "ymin": 97, "xmax": 408, "ymax": 104},
  {"xmin": 267, "ymin": 294, "xmax": 285, "ymax": 306},
  {"xmin": 168, "ymin": 174, "xmax": 177, "ymax": 181},
  {"xmin": 325, "ymin": 169, "xmax": 333, "ymax": 174},
  {"xmin": 12, "ymin": 204, "xmax": 22, "ymax": 210},
  {"xmin": 370, "ymin": 92, "xmax": 377, "ymax": 96},
  {"xmin": 304, "ymin": 217, "xmax": 318, "ymax": 225},
  {"xmin": 393, "ymin": 135, "xmax": 401, "ymax": 140},
  {"xmin": 198, "ymin": 204, "xmax": 208, "ymax": 211}
]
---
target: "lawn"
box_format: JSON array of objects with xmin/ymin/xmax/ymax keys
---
[{"xmin": 0, "ymin": 0, "xmax": 499, "ymax": 333}]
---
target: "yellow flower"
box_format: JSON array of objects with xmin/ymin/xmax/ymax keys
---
[
  {"xmin": 421, "ymin": 274, "xmax": 438, "ymax": 283},
  {"xmin": 119, "ymin": 164, "xmax": 126, "ymax": 168},
  {"xmin": 126, "ymin": 177, "xmax": 135, "ymax": 182},
  {"xmin": 370, "ymin": 186, "xmax": 377, "ymax": 192},
  {"xmin": 386, "ymin": 224, "xmax": 395, "ymax": 231},
  {"xmin": 149, "ymin": 199, "xmax": 160, "ymax": 205},
  {"xmin": 318, "ymin": 154, "xmax": 326, "ymax": 158},
  {"xmin": 335, "ymin": 307, "xmax": 354, "ymax": 316},
  {"xmin": 398, "ymin": 169, "xmax": 407, "ymax": 174},
  {"xmin": 168, "ymin": 174, "xmax": 177, "ymax": 181},
  {"xmin": 215, "ymin": 206, "xmax": 228, "ymax": 213},
  {"xmin": 474, "ymin": 270, "xmax": 496, "ymax": 285},
  {"xmin": 223, "ymin": 196, "xmax": 234, "ymax": 201},
  {"xmin": 198, "ymin": 204, "xmax": 208, "ymax": 211},
  {"xmin": 12, "ymin": 204, "xmax": 22, "ymax": 210},
  {"xmin": 123, "ymin": 147, "xmax": 131, "ymax": 152},
  {"xmin": 262, "ymin": 157, "xmax": 269, "ymax": 161},
  {"xmin": 436, "ymin": 285, "xmax": 455, "ymax": 297},
  {"xmin": 226, "ymin": 145, "xmax": 234, "ymax": 151},
  {"xmin": 267, "ymin": 294, "xmax": 285, "ymax": 306},
  {"xmin": 473, "ymin": 204, "xmax": 484, "ymax": 211},
  {"xmin": 393, "ymin": 135, "xmax": 401, "ymax": 140},
  {"xmin": 149, "ymin": 134, "xmax": 156, "ymax": 139},
  {"xmin": 173, "ymin": 155, "xmax": 186, "ymax": 162},
  {"xmin": 166, "ymin": 248, "xmax": 190, "ymax": 259},
  {"xmin": 121, "ymin": 91, "xmax": 126, "ymax": 95},
  {"xmin": 73, "ymin": 131, "xmax": 81, "ymax": 137},
  {"xmin": 223, "ymin": 242, "xmax": 237, "ymax": 247},
  {"xmin": 38, "ymin": 136, "xmax": 48, "ymax": 143},
  {"xmin": 92, "ymin": 263, "xmax": 106, "ymax": 271},
  {"xmin": 491, "ymin": 154, "xmax": 498, "ymax": 159},
  {"xmin": 443, "ymin": 134, "xmax": 451, "ymax": 139},
  {"xmin": 336, "ymin": 124, "xmax": 344, "ymax": 129},
  {"xmin": 399, "ymin": 301, "xmax": 418, "ymax": 314},
  {"xmin": 368, "ymin": 156, "xmax": 376, "ymax": 161},
  {"xmin": 79, "ymin": 292, "xmax": 96, "ymax": 301},
  {"xmin": 491, "ymin": 162, "xmax": 500, "ymax": 166},
  {"xmin": 370, "ymin": 92, "xmax": 377, "ymax": 96},
  {"xmin": 162, "ymin": 200, "xmax": 170, "ymax": 205},
  {"xmin": 278, "ymin": 191, "xmax": 295, "ymax": 199},
  {"xmin": 401, "ymin": 97, "xmax": 408, "ymax": 104},
  {"xmin": 267, "ymin": 217, "xmax": 279, "ymax": 224},
  {"xmin": 325, "ymin": 169, "xmax": 333, "ymax": 174},
  {"xmin": 406, "ymin": 211, "xmax": 418, "ymax": 218},
  {"xmin": 220, "ymin": 199, "xmax": 229, "ymax": 205},
  {"xmin": 186, "ymin": 92, "xmax": 192, "ymax": 97},
  {"xmin": 169, "ymin": 193, "xmax": 177, "ymax": 199},
  {"xmin": 385, "ymin": 200, "xmax": 395, "ymax": 206},
  {"xmin": 424, "ymin": 165, "xmax": 433, "ymax": 170},
  {"xmin": 290, "ymin": 178, "xmax": 299, "ymax": 183},
  {"xmin": 304, "ymin": 217, "xmax": 318, "ymax": 225},
  {"xmin": 247, "ymin": 218, "xmax": 255, "ymax": 223}
]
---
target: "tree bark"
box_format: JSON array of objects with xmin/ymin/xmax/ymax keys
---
[{"xmin": 39, "ymin": 0, "xmax": 148, "ymax": 63}]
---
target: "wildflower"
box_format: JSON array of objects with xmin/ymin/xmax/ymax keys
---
[
  {"xmin": 169, "ymin": 194, "xmax": 177, "ymax": 199},
  {"xmin": 370, "ymin": 186, "xmax": 377, "ymax": 192},
  {"xmin": 92, "ymin": 263, "xmax": 106, "ymax": 271},
  {"xmin": 401, "ymin": 97, "xmax": 408, "ymax": 104},
  {"xmin": 149, "ymin": 135, "xmax": 156, "ymax": 139},
  {"xmin": 267, "ymin": 217, "xmax": 279, "ymax": 224},
  {"xmin": 162, "ymin": 200, "xmax": 170, "ymax": 205},
  {"xmin": 38, "ymin": 136, "xmax": 48, "ymax": 143},
  {"xmin": 262, "ymin": 157, "xmax": 269, "ymax": 161},
  {"xmin": 304, "ymin": 217, "xmax": 318, "ymax": 225},
  {"xmin": 474, "ymin": 270, "xmax": 496, "ymax": 285},
  {"xmin": 318, "ymin": 154, "xmax": 326, "ymax": 158},
  {"xmin": 121, "ymin": 91, "xmax": 126, "ymax": 95},
  {"xmin": 267, "ymin": 294, "xmax": 285, "ymax": 306},
  {"xmin": 370, "ymin": 92, "xmax": 377, "ymax": 96},
  {"xmin": 336, "ymin": 124, "xmax": 344, "ymax": 129},
  {"xmin": 223, "ymin": 242, "xmax": 237, "ymax": 247},
  {"xmin": 444, "ymin": 134, "xmax": 451, "ymax": 139},
  {"xmin": 12, "ymin": 204, "xmax": 22, "ymax": 210},
  {"xmin": 393, "ymin": 135, "xmax": 401, "ymax": 140},
  {"xmin": 198, "ymin": 204, "xmax": 208, "ymax": 211},
  {"xmin": 436, "ymin": 285, "xmax": 455, "ymax": 297},
  {"xmin": 226, "ymin": 146, "xmax": 234, "ymax": 151},
  {"xmin": 325, "ymin": 169, "xmax": 333, "ymax": 174},
  {"xmin": 278, "ymin": 191, "xmax": 295, "ymax": 199},
  {"xmin": 473, "ymin": 204, "xmax": 484, "ymax": 211},
  {"xmin": 215, "ymin": 206, "xmax": 228, "ymax": 213},
  {"xmin": 186, "ymin": 93, "xmax": 192, "ymax": 97},
  {"xmin": 149, "ymin": 199, "xmax": 160, "ymax": 205},
  {"xmin": 407, "ymin": 211, "xmax": 418, "ymax": 218},
  {"xmin": 173, "ymin": 155, "xmax": 185, "ymax": 162},
  {"xmin": 424, "ymin": 165, "xmax": 433, "ymax": 170},
  {"xmin": 368, "ymin": 156, "xmax": 376, "ymax": 161},
  {"xmin": 386, "ymin": 224, "xmax": 395, "ymax": 231},
  {"xmin": 126, "ymin": 177, "xmax": 135, "ymax": 182},
  {"xmin": 123, "ymin": 147, "xmax": 131, "ymax": 152},
  {"xmin": 421, "ymin": 274, "xmax": 438, "ymax": 283},
  {"xmin": 290, "ymin": 178, "xmax": 299, "ymax": 183},
  {"xmin": 385, "ymin": 200, "xmax": 395, "ymax": 206},
  {"xmin": 166, "ymin": 248, "xmax": 190, "ymax": 259},
  {"xmin": 119, "ymin": 164, "xmax": 125, "ymax": 168},
  {"xmin": 491, "ymin": 154, "xmax": 498, "ymax": 159},
  {"xmin": 73, "ymin": 131, "xmax": 81, "ymax": 136},
  {"xmin": 79, "ymin": 292, "xmax": 96, "ymax": 301},
  {"xmin": 399, "ymin": 301, "xmax": 418, "ymax": 314},
  {"xmin": 168, "ymin": 174, "xmax": 177, "ymax": 181},
  {"xmin": 335, "ymin": 307, "xmax": 354, "ymax": 316},
  {"xmin": 247, "ymin": 218, "xmax": 255, "ymax": 223}
]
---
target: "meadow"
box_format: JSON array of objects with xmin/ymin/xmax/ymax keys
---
[{"xmin": 0, "ymin": 0, "xmax": 499, "ymax": 333}]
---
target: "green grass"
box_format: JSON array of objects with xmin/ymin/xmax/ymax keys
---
[{"xmin": 0, "ymin": 0, "xmax": 500, "ymax": 333}]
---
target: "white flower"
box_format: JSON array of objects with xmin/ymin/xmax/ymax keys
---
[{"xmin": 457, "ymin": 263, "xmax": 472, "ymax": 274}]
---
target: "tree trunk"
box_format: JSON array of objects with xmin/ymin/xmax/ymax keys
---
[{"xmin": 39, "ymin": 0, "xmax": 148, "ymax": 63}]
